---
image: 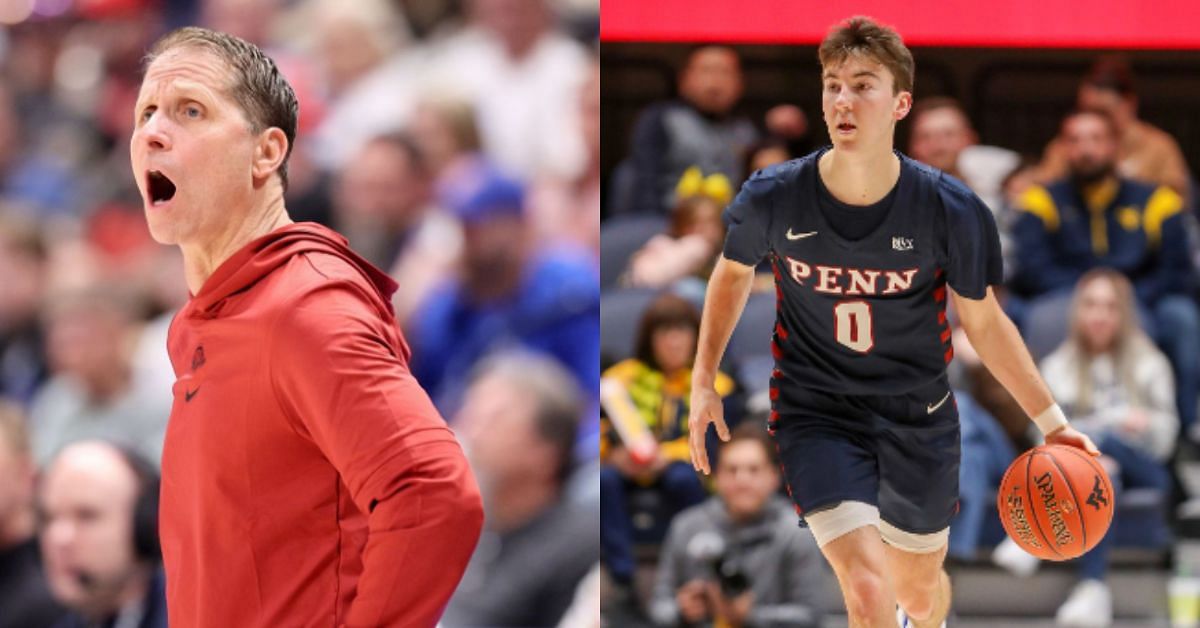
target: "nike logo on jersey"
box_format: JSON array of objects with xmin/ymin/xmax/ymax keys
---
[
  {"xmin": 185, "ymin": 387, "xmax": 200, "ymax": 402},
  {"xmin": 927, "ymin": 390, "xmax": 952, "ymax": 414},
  {"xmin": 786, "ymin": 229, "xmax": 818, "ymax": 240}
]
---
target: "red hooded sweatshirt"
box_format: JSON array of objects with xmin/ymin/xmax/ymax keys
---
[{"xmin": 161, "ymin": 223, "xmax": 483, "ymax": 627}]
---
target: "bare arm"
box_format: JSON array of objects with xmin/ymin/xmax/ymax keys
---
[
  {"xmin": 952, "ymin": 286, "xmax": 1099, "ymax": 455},
  {"xmin": 689, "ymin": 255, "xmax": 756, "ymax": 474}
]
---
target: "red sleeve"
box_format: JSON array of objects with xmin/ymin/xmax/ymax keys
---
[{"xmin": 269, "ymin": 280, "xmax": 484, "ymax": 627}]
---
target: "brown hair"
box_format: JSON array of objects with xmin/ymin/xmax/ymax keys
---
[
  {"xmin": 910, "ymin": 96, "xmax": 969, "ymax": 127},
  {"xmin": 819, "ymin": 16, "xmax": 914, "ymax": 94},
  {"xmin": 144, "ymin": 27, "xmax": 299, "ymax": 190},
  {"xmin": 717, "ymin": 423, "xmax": 779, "ymax": 469},
  {"xmin": 669, "ymin": 195, "xmax": 725, "ymax": 239},
  {"xmin": 634, "ymin": 293, "xmax": 701, "ymax": 371},
  {"xmin": 420, "ymin": 95, "xmax": 482, "ymax": 154},
  {"xmin": 1083, "ymin": 55, "xmax": 1136, "ymax": 98}
]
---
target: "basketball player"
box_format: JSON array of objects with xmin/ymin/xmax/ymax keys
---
[
  {"xmin": 688, "ymin": 17, "xmax": 1100, "ymax": 628},
  {"xmin": 130, "ymin": 27, "xmax": 483, "ymax": 626}
]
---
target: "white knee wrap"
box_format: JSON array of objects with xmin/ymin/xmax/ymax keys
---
[
  {"xmin": 804, "ymin": 501, "xmax": 880, "ymax": 548},
  {"xmin": 879, "ymin": 518, "xmax": 949, "ymax": 554}
]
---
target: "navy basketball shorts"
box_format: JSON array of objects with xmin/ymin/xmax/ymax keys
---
[{"xmin": 767, "ymin": 374, "xmax": 961, "ymax": 535}]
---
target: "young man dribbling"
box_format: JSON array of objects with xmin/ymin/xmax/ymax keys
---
[{"xmin": 688, "ymin": 17, "xmax": 1099, "ymax": 628}]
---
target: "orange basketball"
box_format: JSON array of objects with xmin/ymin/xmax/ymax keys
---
[{"xmin": 996, "ymin": 444, "xmax": 1114, "ymax": 561}]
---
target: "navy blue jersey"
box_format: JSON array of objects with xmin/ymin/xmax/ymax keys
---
[{"xmin": 722, "ymin": 148, "xmax": 1002, "ymax": 399}]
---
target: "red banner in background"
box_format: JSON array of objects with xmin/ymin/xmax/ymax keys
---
[{"xmin": 601, "ymin": 0, "xmax": 1200, "ymax": 49}]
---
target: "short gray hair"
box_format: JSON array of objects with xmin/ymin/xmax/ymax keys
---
[
  {"xmin": 473, "ymin": 351, "xmax": 583, "ymax": 483},
  {"xmin": 144, "ymin": 27, "xmax": 299, "ymax": 190}
]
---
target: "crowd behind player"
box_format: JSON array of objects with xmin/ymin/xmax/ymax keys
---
[
  {"xmin": 601, "ymin": 19, "xmax": 1200, "ymax": 628},
  {"xmin": 0, "ymin": 1, "xmax": 599, "ymax": 627}
]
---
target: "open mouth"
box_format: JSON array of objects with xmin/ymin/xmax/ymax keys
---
[
  {"xmin": 147, "ymin": 170, "xmax": 177, "ymax": 205},
  {"xmin": 837, "ymin": 122, "xmax": 857, "ymax": 133}
]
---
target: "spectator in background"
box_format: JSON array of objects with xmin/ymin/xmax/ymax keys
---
[
  {"xmin": 427, "ymin": 0, "xmax": 589, "ymax": 180},
  {"xmin": 38, "ymin": 441, "xmax": 166, "ymax": 628},
  {"xmin": 908, "ymin": 97, "xmax": 1021, "ymax": 215},
  {"xmin": 0, "ymin": 86, "xmax": 21, "ymax": 186},
  {"xmin": 1037, "ymin": 56, "xmax": 1191, "ymax": 202},
  {"xmin": 909, "ymin": 97, "xmax": 1022, "ymax": 281},
  {"xmin": 1012, "ymin": 109, "xmax": 1199, "ymax": 436},
  {"xmin": 444, "ymin": 352, "xmax": 597, "ymax": 627},
  {"xmin": 333, "ymin": 133, "xmax": 461, "ymax": 325},
  {"xmin": 998, "ymin": 270, "xmax": 1176, "ymax": 627},
  {"xmin": 306, "ymin": 0, "xmax": 424, "ymax": 170},
  {"xmin": 627, "ymin": 45, "xmax": 758, "ymax": 214},
  {"xmin": 409, "ymin": 95, "xmax": 492, "ymax": 204},
  {"xmin": 529, "ymin": 50, "xmax": 601, "ymax": 257},
  {"xmin": 649, "ymin": 425, "xmax": 825, "ymax": 628},
  {"xmin": 600, "ymin": 294, "xmax": 739, "ymax": 606},
  {"xmin": 0, "ymin": 212, "xmax": 50, "ymax": 404},
  {"xmin": 743, "ymin": 137, "xmax": 793, "ymax": 180},
  {"xmin": 0, "ymin": 402, "xmax": 65, "ymax": 628},
  {"xmin": 29, "ymin": 285, "xmax": 170, "ymax": 466},
  {"xmin": 409, "ymin": 171, "xmax": 599, "ymax": 413},
  {"xmin": 624, "ymin": 195, "xmax": 726, "ymax": 295}
]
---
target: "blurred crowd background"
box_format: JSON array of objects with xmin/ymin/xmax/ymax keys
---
[
  {"xmin": 600, "ymin": 31, "xmax": 1200, "ymax": 628},
  {"xmin": 0, "ymin": 0, "xmax": 600, "ymax": 627}
]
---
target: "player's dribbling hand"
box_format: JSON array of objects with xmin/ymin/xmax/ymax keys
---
[
  {"xmin": 688, "ymin": 387, "xmax": 729, "ymax": 475},
  {"xmin": 1045, "ymin": 425, "xmax": 1101, "ymax": 457}
]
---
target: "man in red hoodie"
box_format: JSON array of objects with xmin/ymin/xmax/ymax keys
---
[{"xmin": 128, "ymin": 27, "xmax": 485, "ymax": 627}]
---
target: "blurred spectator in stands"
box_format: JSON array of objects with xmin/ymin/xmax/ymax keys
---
[
  {"xmin": 627, "ymin": 45, "xmax": 758, "ymax": 215},
  {"xmin": 743, "ymin": 137, "xmax": 793, "ymax": 180},
  {"xmin": 305, "ymin": 0, "xmax": 423, "ymax": 171},
  {"xmin": 909, "ymin": 97, "xmax": 1021, "ymax": 214},
  {"xmin": 29, "ymin": 285, "xmax": 170, "ymax": 466},
  {"xmin": 528, "ymin": 50, "xmax": 600, "ymax": 257},
  {"xmin": 409, "ymin": 170, "xmax": 598, "ymax": 414},
  {"xmin": 624, "ymin": 195, "xmax": 726, "ymax": 296},
  {"xmin": 0, "ymin": 85, "xmax": 22, "ymax": 185},
  {"xmin": 1012, "ymin": 108, "xmax": 1198, "ymax": 437},
  {"xmin": 332, "ymin": 132, "xmax": 457, "ymax": 290},
  {"xmin": 909, "ymin": 97, "xmax": 1022, "ymax": 281},
  {"xmin": 995, "ymin": 270, "xmax": 1175, "ymax": 627},
  {"xmin": 410, "ymin": 95, "xmax": 492, "ymax": 205},
  {"xmin": 647, "ymin": 424, "xmax": 824, "ymax": 628},
  {"xmin": 0, "ymin": 86, "xmax": 84, "ymax": 216},
  {"xmin": 38, "ymin": 441, "xmax": 165, "ymax": 628},
  {"xmin": 1000, "ymin": 156, "xmax": 1041, "ymax": 211},
  {"xmin": 1037, "ymin": 56, "xmax": 1191, "ymax": 203},
  {"xmin": 427, "ymin": 0, "xmax": 589, "ymax": 181},
  {"xmin": 0, "ymin": 213, "xmax": 50, "ymax": 405},
  {"xmin": 763, "ymin": 104, "xmax": 812, "ymax": 158},
  {"xmin": 444, "ymin": 352, "xmax": 596, "ymax": 627},
  {"xmin": 397, "ymin": 0, "xmax": 468, "ymax": 40},
  {"xmin": 334, "ymin": 132, "xmax": 465, "ymax": 327},
  {"xmin": 0, "ymin": 403, "xmax": 65, "ymax": 628},
  {"xmin": 200, "ymin": 0, "xmax": 281, "ymax": 45},
  {"xmin": 600, "ymin": 294, "xmax": 740, "ymax": 605}
]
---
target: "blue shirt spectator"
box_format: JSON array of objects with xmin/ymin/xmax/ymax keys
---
[{"xmin": 410, "ymin": 170, "xmax": 599, "ymax": 415}]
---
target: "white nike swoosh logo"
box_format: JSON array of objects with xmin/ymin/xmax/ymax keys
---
[
  {"xmin": 786, "ymin": 229, "xmax": 818, "ymax": 240},
  {"xmin": 927, "ymin": 390, "xmax": 952, "ymax": 414}
]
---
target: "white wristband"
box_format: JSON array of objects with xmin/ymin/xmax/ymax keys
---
[{"xmin": 1032, "ymin": 404, "xmax": 1069, "ymax": 435}]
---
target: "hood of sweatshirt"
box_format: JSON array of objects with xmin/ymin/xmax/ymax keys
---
[{"xmin": 188, "ymin": 222, "xmax": 398, "ymax": 320}]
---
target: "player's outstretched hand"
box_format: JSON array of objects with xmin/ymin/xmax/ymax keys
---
[
  {"xmin": 688, "ymin": 387, "xmax": 729, "ymax": 475},
  {"xmin": 1045, "ymin": 425, "xmax": 1101, "ymax": 457}
]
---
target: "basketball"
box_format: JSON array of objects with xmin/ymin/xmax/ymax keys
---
[{"xmin": 996, "ymin": 444, "xmax": 1115, "ymax": 561}]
